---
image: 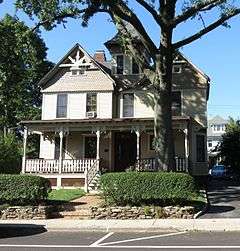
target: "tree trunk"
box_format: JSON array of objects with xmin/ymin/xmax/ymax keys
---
[{"xmin": 153, "ymin": 28, "xmax": 175, "ymax": 171}]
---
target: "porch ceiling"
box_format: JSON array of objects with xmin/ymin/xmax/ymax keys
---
[{"xmin": 21, "ymin": 116, "xmax": 191, "ymax": 132}]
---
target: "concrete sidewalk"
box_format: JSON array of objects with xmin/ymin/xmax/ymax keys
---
[{"xmin": 0, "ymin": 219, "xmax": 240, "ymax": 232}]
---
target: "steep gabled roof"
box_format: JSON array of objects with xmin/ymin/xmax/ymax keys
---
[{"xmin": 39, "ymin": 43, "xmax": 115, "ymax": 90}]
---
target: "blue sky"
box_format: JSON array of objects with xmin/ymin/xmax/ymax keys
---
[{"xmin": 1, "ymin": 1, "xmax": 240, "ymax": 119}]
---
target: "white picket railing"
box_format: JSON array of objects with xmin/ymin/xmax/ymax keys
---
[
  {"xmin": 25, "ymin": 159, "xmax": 59, "ymax": 173},
  {"xmin": 62, "ymin": 159, "xmax": 95, "ymax": 173},
  {"xmin": 135, "ymin": 157, "xmax": 188, "ymax": 172},
  {"xmin": 25, "ymin": 159, "xmax": 96, "ymax": 174}
]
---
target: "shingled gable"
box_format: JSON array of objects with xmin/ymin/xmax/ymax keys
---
[{"xmin": 39, "ymin": 43, "xmax": 115, "ymax": 92}]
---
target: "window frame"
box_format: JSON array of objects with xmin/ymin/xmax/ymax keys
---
[
  {"xmin": 116, "ymin": 54, "xmax": 124, "ymax": 75},
  {"xmin": 56, "ymin": 93, "xmax": 68, "ymax": 118},
  {"xmin": 149, "ymin": 134, "xmax": 155, "ymax": 151},
  {"xmin": 172, "ymin": 65, "xmax": 182, "ymax": 74},
  {"xmin": 131, "ymin": 57, "xmax": 140, "ymax": 75},
  {"xmin": 86, "ymin": 93, "xmax": 97, "ymax": 113},
  {"xmin": 172, "ymin": 91, "xmax": 182, "ymax": 116},
  {"xmin": 122, "ymin": 93, "xmax": 134, "ymax": 118},
  {"xmin": 196, "ymin": 134, "xmax": 206, "ymax": 162}
]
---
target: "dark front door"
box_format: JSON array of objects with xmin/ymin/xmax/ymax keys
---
[{"xmin": 115, "ymin": 132, "xmax": 137, "ymax": 171}]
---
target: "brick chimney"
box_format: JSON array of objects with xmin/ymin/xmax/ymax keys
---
[{"xmin": 93, "ymin": 50, "xmax": 106, "ymax": 63}]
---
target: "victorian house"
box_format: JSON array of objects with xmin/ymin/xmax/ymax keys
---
[{"xmin": 21, "ymin": 33, "xmax": 210, "ymax": 190}]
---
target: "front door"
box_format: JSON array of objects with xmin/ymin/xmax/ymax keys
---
[{"xmin": 115, "ymin": 132, "xmax": 137, "ymax": 171}]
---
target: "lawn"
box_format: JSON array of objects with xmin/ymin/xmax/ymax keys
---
[{"xmin": 48, "ymin": 189, "xmax": 85, "ymax": 202}]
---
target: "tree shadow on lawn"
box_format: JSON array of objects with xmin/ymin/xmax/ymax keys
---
[{"xmin": 0, "ymin": 224, "xmax": 47, "ymax": 239}]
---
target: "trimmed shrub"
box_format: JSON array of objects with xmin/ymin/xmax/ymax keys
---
[
  {"xmin": 0, "ymin": 174, "xmax": 51, "ymax": 205},
  {"xmin": 100, "ymin": 172, "xmax": 199, "ymax": 206},
  {"xmin": 0, "ymin": 133, "xmax": 22, "ymax": 174}
]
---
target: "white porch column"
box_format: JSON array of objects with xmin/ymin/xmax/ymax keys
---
[
  {"xmin": 59, "ymin": 129, "xmax": 64, "ymax": 175},
  {"xmin": 22, "ymin": 127, "xmax": 28, "ymax": 174},
  {"xmin": 136, "ymin": 130, "xmax": 141, "ymax": 161},
  {"xmin": 96, "ymin": 130, "xmax": 100, "ymax": 171},
  {"xmin": 184, "ymin": 128, "xmax": 189, "ymax": 171}
]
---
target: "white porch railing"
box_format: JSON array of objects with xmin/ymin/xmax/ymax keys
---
[
  {"xmin": 25, "ymin": 159, "xmax": 59, "ymax": 173},
  {"xmin": 25, "ymin": 159, "xmax": 96, "ymax": 174},
  {"xmin": 135, "ymin": 157, "xmax": 188, "ymax": 172},
  {"xmin": 84, "ymin": 159, "xmax": 100, "ymax": 192}
]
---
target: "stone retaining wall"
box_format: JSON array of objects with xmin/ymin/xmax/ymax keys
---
[
  {"xmin": 91, "ymin": 206, "xmax": 194, "ymax": 219},
  {"xmin": 0, "ymin": 205, "xmax": 51, "ymax": 220}
]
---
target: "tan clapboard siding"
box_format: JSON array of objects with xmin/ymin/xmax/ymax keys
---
[
  {"xmin": 68, "ymin": 93, "xmax": 86, "ymax": 119},
  {"xmin": 98, "ymin": 92, "xmax": 113, "ymax": 118},
  {"xmin": 134, "ymin": 92, "xmax": 154, "ymax": 118},
  {"xmin": 39, "ymin": 135, "xmax": 55, "ymax": 159},
  {"xmin": 42, "ymin": 93, "xmax": 57, "ymax": 120},
  {"xmin": 42, "ymin": 92, "xmax": 113, "ymax": 120},
  {"xmin": 42, "ymin": 68, "xmax": 114, "ymax": 93},
  {"xmin": 182, "ymin": 88, "xmax": 207, "ymax": 127}
]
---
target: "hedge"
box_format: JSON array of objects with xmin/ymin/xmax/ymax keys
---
[
  {"xmin": 100, "ymin": 172, "xmax": 199, "ymax": 206},
  {"xmin": 0, "ymin": 174, "xmax": 51, "ymax": 205}
]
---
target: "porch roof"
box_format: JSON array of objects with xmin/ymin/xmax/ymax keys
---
[{"xmin": 21, "ymin": 116, "xmax": 191, "ymax": 132}]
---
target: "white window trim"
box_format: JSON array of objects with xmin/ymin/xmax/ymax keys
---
[
  {"xmin": 172, "ymin": 90, "xmax": 183, "ymax": 116},
  {"xmin": 85, "ymin": 93, "xmax": 98, "ymax": 118},
  {"xmin": 56, "ymin": 93, "xmax": 69, "ymax": 119},
  {"xmin": 148, "ymin": 133, "xmax": 155, "ymax": 151},
  {"xmin": 121, "ymin": 92, "xmax": 135, "ymax": 118},
  {"xmin": 172, "ymin": 65, "xmax": 182, "ymax": 74}
]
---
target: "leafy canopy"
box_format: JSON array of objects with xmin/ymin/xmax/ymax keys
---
[
  {"xmin": 0, "ymin": 15, "xmax": 53, "ymax": 131},
  {"xmin": 219, "ymin": 118, "xmax": 240, "ymax": 170}
]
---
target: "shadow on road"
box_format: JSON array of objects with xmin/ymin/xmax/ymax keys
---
[
  {"xmin": 205, "ymin": 205, "xmax": 235, "ymax": 214},
  {"xmin": 0, "ymin": 224, "xmax": 47, "ymax": 239}
]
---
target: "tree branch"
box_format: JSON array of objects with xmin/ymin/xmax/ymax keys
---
[
  {"xmin": 135, "ymin": 0, "xmax": 163, "ymax": 27},
  {"xmin": 109, "ymin": 2, "xmax": 158, "ymax": 59},
  {"xmin": 173, "ymin": 8, "xmax": 240, "ymax": 49},
  {"xmin": 172, "ymin": 0, "xmax": 226, "ymax": 27}
]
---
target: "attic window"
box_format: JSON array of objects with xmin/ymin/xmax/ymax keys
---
[
  {"xmin": 71, "ymin": 69, "xmax": 85, "ymax": 76},
  {"xmin": 173, "ymin": 65, "xmax": 182, "ymax": 73}
]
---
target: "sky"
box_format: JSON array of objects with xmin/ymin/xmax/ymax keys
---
[{"xmin": 1, "ymin": 1, "xmax": 240, "ymax": 120}]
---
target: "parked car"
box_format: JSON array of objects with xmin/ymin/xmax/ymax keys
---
[
  {"xmin": 209, "ymin": 165, "xmax": 240, "ymax": 181},
  {"xmin": 209, "ymin": 164, "xmax": 227, "ymax": 179}
]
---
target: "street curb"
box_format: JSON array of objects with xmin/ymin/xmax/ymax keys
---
[
  {"xmin": 194, "ymin": 189, "xmax": 210, "ymax": 219},
  {"xmin": 2, "ymin": 218, "xmax": 240, "ymax": 232}
]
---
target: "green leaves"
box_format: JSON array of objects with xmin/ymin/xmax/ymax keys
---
[
  {"xmin": 0, "ymin": 15, "xmax": 53, "ymax": 131},
  {"xmin": 100, "ymin": 172, "xmax": 199, "ymax": 206}
]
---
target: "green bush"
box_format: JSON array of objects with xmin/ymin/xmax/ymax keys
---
[
  {"xmin": 0, "ymin": 174, "xmax": 51, "ymax": 205},
  {"xmin": 0, "ymin": 133, "xmax": 22, "ymax": 174},
  {"xmin": 100, "ymin": 172, "xmax": 199, "ymax": 206}
]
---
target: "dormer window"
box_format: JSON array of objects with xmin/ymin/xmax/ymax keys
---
[
  {"xmin": 132, "ymin": 58, "xmax": 140, "ymax": 74},
  {"xmin": 116, "ymin": 55, "xmax": 124, "ymax": 74},
  {"xmin": 173, "ymin": 65, "xmax": 182, "ymax": 73}
]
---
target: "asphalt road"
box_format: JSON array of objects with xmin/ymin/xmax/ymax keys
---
[
  {"xmin": 1, "ymin": 226, "xmax": 240, "ymax": 250},
  {"xmin": 202, "ymin": 178, "xmax": 240, "ymax": 218}
]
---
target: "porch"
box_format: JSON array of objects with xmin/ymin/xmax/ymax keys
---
[{"xmin": 21, "ymin": 117, "xmax": 207, "ymax": 189}]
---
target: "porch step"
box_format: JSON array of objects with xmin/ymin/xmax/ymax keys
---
[
  {"xmin": 88, "ymin": 172, "xmax": 101, "ymax": 191},
  {"xmin": 51, "ymin": 208, "xmax": 91, "ymax": 219}
]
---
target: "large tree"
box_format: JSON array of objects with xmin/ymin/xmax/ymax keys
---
[
  {"xmin": 219, "ymin": 118, "xmax": 240, "ymax": 170},
  {"xmin": 15, "ymin": 0, "xmax": 240, "ymax": 170},
  {"xmin": 0, "ymin": 14, "xmax": 53, "ymax": 134}
]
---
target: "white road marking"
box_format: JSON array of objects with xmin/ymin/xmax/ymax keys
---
[
  {"xmin": 89, "ymin": 232, "xmax": 114, "ymax": 247},
  {"xmin": 0, "ymin": 244, "xmax": 240, "ymax": 249},
  {"xmin": 99, "ymin": 231, "xmax": 187, "ymax": 246}
]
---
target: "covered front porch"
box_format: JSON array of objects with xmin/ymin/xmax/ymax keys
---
[{"xmin": 21, "ymin": 117, "xmax": 196, "ymax": 190}]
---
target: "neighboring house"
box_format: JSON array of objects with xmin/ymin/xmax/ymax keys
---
[
  {"xmin": 21, "ymin": 33, "xmax": 210, "ymax": 190},
  {"xmin": 207, "ymin": 115, "xmax": 229, "ymax": 162}
]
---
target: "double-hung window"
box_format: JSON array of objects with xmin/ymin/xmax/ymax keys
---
[
  {"xmin": 196, "ymin": 135, "xmax": 206, "ymax": 162},
  {"xmin": 123, "ymin": 93, "xmax": 134, "ymax": 117},
  {"xmin": 172, "ymin": 91, "xmax": 181, "ymax": 116},
  {"xmin": 86, "ymin": 93, "xmax": 97, "ymax": 112},
  {"xmin": 116, "ymin": 55, "xmax": 124, "ymax": 74},
  {"xmin": 56, "ymin": 94, "xmax": 68, "ymax": 118}
]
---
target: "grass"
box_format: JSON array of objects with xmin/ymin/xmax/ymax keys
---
[{"xmin": 48, "ymin": 189, "xmax": 85, "ymax": 202}]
